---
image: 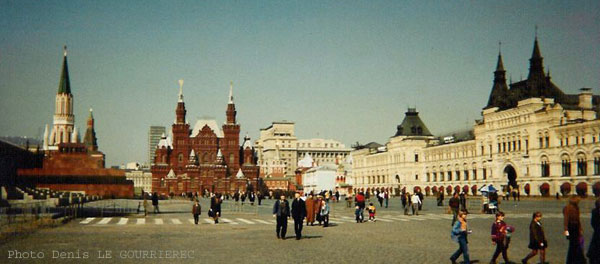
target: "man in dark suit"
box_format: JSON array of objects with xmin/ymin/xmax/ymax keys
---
[
  {"xmin": 272, "ymin": 195, "xmax": 290, "ymax": 239},
  {"xmin": 291, "ymin": 192, "xmax": 306, "ymax": 240}
]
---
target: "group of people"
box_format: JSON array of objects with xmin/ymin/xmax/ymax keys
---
[
  {"xmin": 400, "ymin": 191, "xmax": 424, "ymax": 215},
  {"xmin": 191, "ymin": 193, "xmax": 223, "ymax": 224},
  {"xmin": 450, "ymin": 197, "xmax": 600, "ymax": 264},
  {"xmin": 272, "ymin": 193, "xmax": 331, "ymax": 240},
  {"xmin": 141, "ymin": 192, "xmax": 160, "ymax": 216}
]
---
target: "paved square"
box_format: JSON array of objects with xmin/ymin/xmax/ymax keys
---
[{"xmin": 0, "ymin": 197, "xmax": 597, "ymax": 263}]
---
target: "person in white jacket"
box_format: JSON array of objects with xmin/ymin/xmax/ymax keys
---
[{"xmin": 411, "ymin": 193, "xmax": 421, "ymax": 215}]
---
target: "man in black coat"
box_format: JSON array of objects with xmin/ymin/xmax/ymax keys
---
[
  {"xmin": 272, "ymin": 195, "xmax": 290, "ymax": 239},
  {"xmin": 152, "ymin": 192, "xmax": 159, "ymax": 214},
  {"xmin": 291, "ymin": 192, "xmax": 306, "ymax": 240}
]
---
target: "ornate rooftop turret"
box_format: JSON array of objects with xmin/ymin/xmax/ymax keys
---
[{"xmin": 485, "ymin": 43, "xmax": 509, "ymax": 109}]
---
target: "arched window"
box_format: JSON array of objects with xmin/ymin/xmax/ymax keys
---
[
  {"xmin": 577, "ymin": 153, "xmax": 587, "ymax": 176},
  {"xmin": 541, "ymin": 156, "xmax": 550, "ymax": 177},
  {"xmin": 178, "ymin": 153, "xmax": 184, "ymax": 163},
  {"xmin": 594, "ymin": 152, "xmax": 600, "ymax": 175},
  {"xmin": 561, "ymin": 154, "xmax": 571, "ymax": 176},
  {"xmin": 229, "ymin": 153, "xmax": 235, "ymax": 164}
]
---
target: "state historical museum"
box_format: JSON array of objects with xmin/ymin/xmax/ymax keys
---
[{"xmin": 151, "ymin": 81, "xmax": 259, "ymax": 195}]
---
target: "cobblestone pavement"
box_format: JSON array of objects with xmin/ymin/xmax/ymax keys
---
[{"xmin": 0, "ymin": 196, "xmax": 597, "ymax": 264}]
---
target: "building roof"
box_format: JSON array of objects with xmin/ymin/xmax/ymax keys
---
[
  {"xmin": 191, "ymin": 119, "xmax": 224, "ymax": 138},
  {"xmin": 298, "ymin": 153, "xmax": 314, "ymax": 168},
  {"xmin": 485, "ymin": 37, "xmax": 600, "ymax": 111},
  {"xmin": 57, "ymin": 46, "xmax": 71, "ymax": 95},
  {"xmin": 236, "ymin": 169, "xmax": 245, "ymax": 178},
  {"xmin": 306, "ymin": 164, "xmax": 338, "ymax": 173},
  {"xmin": 157, "ymin": 133, "xmax": 172, "ymax": 149},
  {"xmin": 394, "ymin": 108, "xmax": 433, "ymax": 137},
  {"xmin": 242, "ymin": 134, "xmax": 253, "ymax": 149}
]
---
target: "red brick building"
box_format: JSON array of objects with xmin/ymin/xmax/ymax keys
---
[{"xmin": 151, "ymin": 81, "xmax": 259, "ymax": 195}]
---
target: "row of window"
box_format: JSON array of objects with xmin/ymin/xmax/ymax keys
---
[
  {"xmin": 547, "ymin": 158, "xmax": 600, "ymax": 177},
  {"xmin": 425, "ymin": 169, "xmax": 488, "ymax": 182}
]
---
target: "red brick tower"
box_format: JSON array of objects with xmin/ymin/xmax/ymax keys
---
[
  {"xmin": 222, "ymin": 81, "xmax": 240, "ymax": 174},
  {"xmin": 171, "ymin": 79, "xmax": 190, "ymax": 173}
]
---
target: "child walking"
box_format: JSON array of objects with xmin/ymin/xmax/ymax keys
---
[
  {"xmin": 355, "ymin": 205, "xmax": 362, "ymax": 223},
  {"xmin": 521, "ymin": 212, "xmax": 547, "ymax": 264},
  {"xmin": 368, "ymin": 202, "xmax": 376, "ymax": 222},
  {"xmin": 490, "ymin": 211, "xmax": 514, "ymax": 264}
]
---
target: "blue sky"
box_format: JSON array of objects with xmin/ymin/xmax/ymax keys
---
[{"xmin": 1, "ymin": 0, "xmax": 599, "ymax": 166}]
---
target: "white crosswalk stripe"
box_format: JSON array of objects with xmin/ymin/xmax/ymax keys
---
[
  {"xmin": 79, "ymin": 212, "xmax": 544, "ymax": 227},
  {"xmin": 236, "ymin": 218, "xmax": 255, "ymax": 224},
  {"xmin": 373, "ymin": 217, "xmax": 393, "ymax": 222},
  {"xmin": 80, "ymin": 217, "xmax": 95, "ymax": 224},
  {"xmin": 253, "ymin": 219, "xmax": 271, "ymax": 225},
  {"xmin": 384, "ymin": 216, "xmax": 409, "ymax": 222},
  {"xmin": 338, "ymin": 216, "xmax": 359, "ymax": 222},
  {"xmin": 220, "ymin": 218, "xmax": 238, "ymax": 225},
  {"xmin": 97, "ymin": 217, "xmax": 112, "ymax": 225}
]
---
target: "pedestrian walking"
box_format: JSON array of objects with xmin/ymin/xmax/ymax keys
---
[
  {"xmin": 192, "ymin": 200, "xmax": 201, "ymax": 225},
  {"xmin": 490, "ymin": 211, "xmax": 514, "ymax": 264},
  {"xmin": 437, "ymin": 191, "xmax": 444, "ymax": 206},
  {"xmin": 335, "ymin": 190, "xmax": 340, "ymax": 203},
  {"xmin": 449, "ymin": 193, "xmax": 460, "ymax": 226},
  {"xmin": 249, "ymin": 192, "xmax": 256, "ymax": 206},
  {"xmin": 404, "ymin": 192, "xmax": 411, "ymax": 215},
  {"xmin": 291, "ymin": 192, "xmax": 306, "ymax": 240},
  {"xmin": 459, "ymin": 192, "xmax": 468, "ymax": 213},
  {"xmin": 320, "ymin": 199, "xmax": 330, "ymax": 227},
  {"xmin": 401, "ymin": 192, "xmax": 407, "ymax": 209},
  {"xmin": 411, "ymin": 192, "xmax": 421, "ymax": 216},
  {"xmin": 384, "ymin": 191, "xmax": 389, "ymax": 208},
  {"xmin": 346, "ymin": 194, "xmax": 353, "ymax": 208},
  {"xmin": 417, "ymin": 191, "xmax": 424, "ymax": 211},
  {"xmin": 450, "ymin": 211, "xmax": 471, "ymax": 264},
  {"xmin": 305, "ymin": 194, "xmax": 315, "ymax": 226},
  {"xmin": 587, "ymin": 198, "xmax": 600, "ymax": 264},
  {"xmin": 241, "ymin": 192, "xmax": 246, "ymax": 205},
  {"xmin": 377, "ymin": 192, "xmax": 384, "ymax": 207},
  {"xmin": 143, "ymin": 195, "xmax": 149, "ymax": 217},
  {"xmin": 273, "ymin": 195, "xmax": 290, "ymax": 239},
  {"xmin": 152, "ymin": 192, "xmax": 160, "ymax": 214},
  {"xmin": 563, "ymin": 196, "xmax": 586, "ymax": 264},
  {"xmin": 257, "ymin": 191, "xmax": 263, "ymax": 206},
  {"xmin": 521, "ymin": 212, "xmax": 546, "ymax": 264},
  {"xmin": 209, "ymin": 194, "xmax": 221, "ymax": 224},
  {"xmin": 368, "ymin": 202, "xmax": 376, "ymax": 222},
  {"xmin": 355, "ymin": 192, "xmax": 365, "ymax": 223}
]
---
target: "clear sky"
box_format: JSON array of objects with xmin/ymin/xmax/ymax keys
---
[{"xmin": 1, "ymin": 0, "xmax": 599, "ymax": 167}]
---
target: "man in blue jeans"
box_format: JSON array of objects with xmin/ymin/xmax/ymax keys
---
[{"xmin": 450, "ymin": 211, "xmax": 471, "ymax": 264}]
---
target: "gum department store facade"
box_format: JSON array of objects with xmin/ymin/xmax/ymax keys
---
[{"xmin": 351, "ymin": 37, "xmax": 600, "ymax": 197}]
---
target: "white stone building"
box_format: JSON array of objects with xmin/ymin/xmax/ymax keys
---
[
  {"xmin": 351, "ymin": 38, "xmax": 600, "ymax": 197},
  {"xmin": 125, "ymin": 170, "xmax": 153, "ymax": 196},
  {"xmin": 302, "ymin": 164, "xmax": 338, "ymax": 194},
  {"xmin": 255, "ymin": 121, "xmax": 351, "ymax": 178}
]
